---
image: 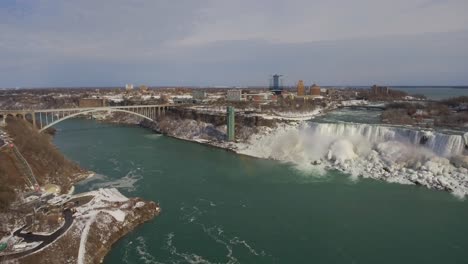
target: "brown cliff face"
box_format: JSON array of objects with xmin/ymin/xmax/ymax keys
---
[
  {"xmin": 140, "ymin": 108, "xmax": 279, "ymax": 141},
  {"xmin": 0, "ymin": 118, "xmax": 84, "ymax": 210},
  {"xmin": 160, "ymin": 108, "xmax": 278, "ymax": 128}
]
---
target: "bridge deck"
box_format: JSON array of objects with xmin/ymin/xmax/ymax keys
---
[{"xmin": 0, "ymin": 104, "xmax": 172, "ymax": 114}]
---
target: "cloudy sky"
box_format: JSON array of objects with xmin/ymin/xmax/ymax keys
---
[{"xmin": 1, "ymin": 0, "xmax": 467, "ymax": 87}]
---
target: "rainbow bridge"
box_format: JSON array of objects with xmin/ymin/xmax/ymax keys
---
[{"xmin": 0, "ymin": 105, "xmax": 173, "ymax": 132}]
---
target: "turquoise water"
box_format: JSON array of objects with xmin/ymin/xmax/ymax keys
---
[{"xmin": 52, "ymin": 119, "xmax": 468, "ymax": 264}]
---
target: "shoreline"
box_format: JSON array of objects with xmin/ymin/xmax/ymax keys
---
[
  {"xmin": 5, "ymin": 188, "xmax": 160, "ymax": 264},
  {"xmin": 134, "ymin": 119, "xmax": 468, "ymax": 199},
  {"xmin": 0, "ymin": 119, "xmax": 161, "ymax": 264}
]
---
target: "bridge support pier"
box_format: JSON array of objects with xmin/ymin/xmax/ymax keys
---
[{"xmin": 32, "ymin": 112, "xmax": 36, "ymax": 128}]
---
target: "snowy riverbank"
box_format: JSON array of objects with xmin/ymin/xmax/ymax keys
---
[
  {"xmin": 11, "ymin": 188, "xmax": 160, "ymax": 264},
  {"xmin": 105, "ymin": 106, "xmax": 468, "ymax": 198}
]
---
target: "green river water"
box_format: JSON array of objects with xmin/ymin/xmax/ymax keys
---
[{"xmin": 52, "ymin": 119, "xmax": 468, "ymax": 264}]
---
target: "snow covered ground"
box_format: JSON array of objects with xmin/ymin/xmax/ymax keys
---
[
  {"xmin": 73, "ymin": 188, "xmax": 130, "ymax": 264},
  {"xmin": 251, "ymin": 108, "xmax": 324, "ymax": 121}
]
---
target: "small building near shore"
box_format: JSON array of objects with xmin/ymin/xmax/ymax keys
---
[
  {"xmin": 192, "ymin": 90, "xmax": 207, "ymax": 101},
  {"xmin": 226, "ymin": 90, "xmax": 244, "ymax": 101}
]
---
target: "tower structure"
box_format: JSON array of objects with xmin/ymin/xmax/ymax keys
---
[
  {"xmin": 226, "ymin": 106, "xmax": 235, "ymax": 141},
  {"xmin": 269, "ymin": 74, "xmax": 283, "ymax": 95},
  {"xmin": 297, "ymin": 80, "xmax": 305, "ymax": 96}
]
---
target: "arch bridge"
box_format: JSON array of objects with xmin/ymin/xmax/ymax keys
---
[{"xmin": 0, "ymin": 105, "xmax": 173, "ymax": 132}]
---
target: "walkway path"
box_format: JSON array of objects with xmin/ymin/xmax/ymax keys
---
[{"xmin": 0, "ymin": 209, "xmax": 74, "ymax": 261}]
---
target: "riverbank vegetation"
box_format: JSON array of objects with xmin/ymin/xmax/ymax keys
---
[{"xmin": 381, "ymin": 96, "xmax": 468, "ymax": 128}]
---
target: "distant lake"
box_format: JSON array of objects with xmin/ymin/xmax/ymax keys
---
[{"xmin": 390, "ymin": 87, "xmax": 467, "ymax": 100}]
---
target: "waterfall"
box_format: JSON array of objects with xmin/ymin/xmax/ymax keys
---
[{"xmin": 308, "ymin": 122, "xmax": 466, "ymax": 157}]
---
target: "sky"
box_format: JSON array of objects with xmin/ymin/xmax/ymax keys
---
[{"xmin": 0, "ymin": 0, "xmax": 468, "ymax": 87}]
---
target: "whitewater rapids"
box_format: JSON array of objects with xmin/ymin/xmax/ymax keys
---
[{"xmin": 237, "ymin": 122, "xmax": 468, "ymax": 198}]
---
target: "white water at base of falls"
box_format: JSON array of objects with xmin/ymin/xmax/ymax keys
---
[{"xmin": 237, "ymin": 122, "xmax": 468, "ymax": 198}]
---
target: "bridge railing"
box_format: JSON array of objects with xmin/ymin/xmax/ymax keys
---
[
  {"xmin": 0, "ymin": 104, "xmax": 174, "ymax": 132},
  {"xmin": 34, "ymin": 105, "xmax": 172, "ymax": 132}
]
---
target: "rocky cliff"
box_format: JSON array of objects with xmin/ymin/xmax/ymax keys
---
[
  {"xmin": 140, "ymin": 107, "xmax": 280, "ymax": 142},
  {"xmin": 0, "ymin": 118, "xmax": 85, "ymax": 211}
]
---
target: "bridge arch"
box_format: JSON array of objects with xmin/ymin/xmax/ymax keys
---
[{"xmin": 39, "ymin": 108, "xmax": 155, "ymax": 132}]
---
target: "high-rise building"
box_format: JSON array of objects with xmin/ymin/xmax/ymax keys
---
[
  {"xmin": 297, "ymin": 80, "xmax": 305, "ymax": 96},
  {"xmin": 310, "ymin": 84, "xmax": 321, "ymax": 97},
  {"xmin": 269, "ymin": 74, "xmax": 283, "ymax": 95}
]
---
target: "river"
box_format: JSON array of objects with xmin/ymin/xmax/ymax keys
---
[
  {"xmin": 390, "ymin": 87, "xmax": 467, "ymax": 100},
  {"xmin": 52, "ymin": 119, "xmax": 468, "ymax": 264}
]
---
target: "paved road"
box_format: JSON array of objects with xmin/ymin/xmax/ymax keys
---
[
  {"xmin": 0, "ymin": 138, "xmax": 6, "ymax": 150},
  {"xmin": 0, "ymin": 209, "xmax": 74, "ymax": 261}
]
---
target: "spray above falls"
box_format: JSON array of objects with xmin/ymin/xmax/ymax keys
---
[
  {"xmin": 238, "ymin": 122, "xmax": 468, "ymax": 198},
  {"xmin": 309, "ymin": 122, "xmax": 467, "ymax": 157}
]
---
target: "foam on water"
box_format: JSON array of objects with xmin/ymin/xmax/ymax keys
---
[
  {"xmin": 87, "ymin": 169, "xmax": 143, "ymax": 192},
  {"xmin": 165, "ymin": 232, "xmax": 215, "ymax": 264},
  {"xmin": 145, "ymin": 134, "xmax": 163, "ymax": 140},
  {"xmin": 198, "ymin": 198, "xmax": 217, "ymax": 207},
  {"xmin": 173, "ymin": 201, "xmax": 272, "ymax": 263},
  {"xmin": 75, "ymin": 173, "xmax": 108, "ymax": 186},
  {"xmin": 180, "ymin": 204, "xmax": 205, "ymax": 223},
  {"xmin": 229, "ymin": 237, "xmax": 266, "ymax": 257},
  {"xmin": 134, "ymin": 237, "xmax": 165, "ymax": 264},
  {"xmin": 238, "ymin": 122, "xmax": 468, "ymax": 197}
]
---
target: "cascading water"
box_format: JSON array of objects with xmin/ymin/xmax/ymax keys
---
[
  {"xmin": 238, "ymin": 121, "xmax": 468, "ymax": 198},
  {"xmin": 308, "ymin": 122, "xmax": 466, "ymax": 157}
]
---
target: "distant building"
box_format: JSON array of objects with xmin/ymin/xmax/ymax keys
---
[
  {"xmin": 245, "ymin": 92, "xmax": 276, "ymax": 103},
  {"xmin": 79, "ymin": 98, "xmax": 107, "ymax": 107},
  {"xmin": 310, "ymin": 84, "xmax": 321, "ymax": 97},
  {"xmin": 226, "ymin": 90, "xmax": 244, "ymax": 101},
  {"xmin": 297, "ymin": 80, "xmax": 305, "ymax": 96},
  {"xmin": 192, "ymin": 90, "xmax": 207, "ymax": 101},
  {"xmin": 173, "ymin": 97, "xmax": 192, "ymax": 104},
  {"xmin": 139, "ymin": 85, "xmax": 149, "ymax": 93},
  {"xmin": 370, "ymin": 85, "xmax": 389, "ymax": 95},
  {"xmin": 269, "ymin": 74, "xmax": 283, "ymax": 95},
  {"xmin": 125, "ymin": 84, "xmax": 134, "ymax": 91}
]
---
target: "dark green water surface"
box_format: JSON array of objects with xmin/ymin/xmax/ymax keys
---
[{"xmin": 52, "ymin": 119, "xmax": 468, "ymax": 264}]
